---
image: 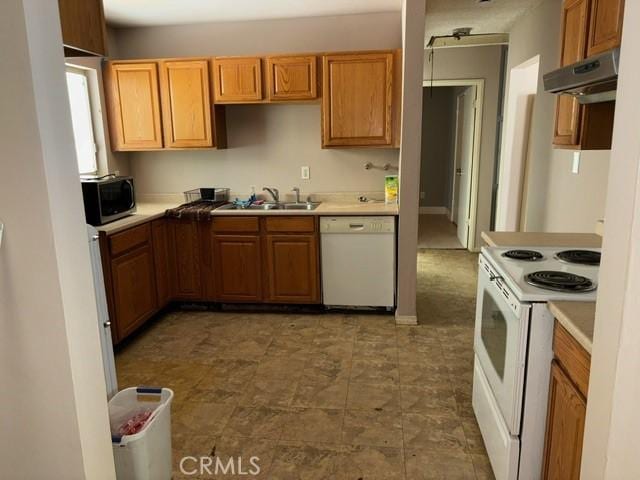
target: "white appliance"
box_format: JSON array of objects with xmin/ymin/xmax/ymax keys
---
[
  {"xmin": 320, "ymin": 216, "xmax": 396, "ymax": 309},
  {"xmin": 88, "ymin": 225, "xmax": 118, "ymax": 398},
  {"xmin": 473, "ymin": 247, "xmax": 600, "ymax": 480}
]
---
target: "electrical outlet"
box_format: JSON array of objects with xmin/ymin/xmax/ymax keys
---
[
  {"xmin": 572, "ymin": 151, "xmax": 581, "ymax": 174},
  {"xmin": 420, "ymin": 191, "xmax": 426, "ymax": 200},
  {"xmin": 301, "ymin": 166, "xmax": 310, "ymax": 180}
]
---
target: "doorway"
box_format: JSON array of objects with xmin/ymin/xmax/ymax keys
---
[{"xmin": 418, "ymin": 80, "xmax": 483, "ymax": 250}]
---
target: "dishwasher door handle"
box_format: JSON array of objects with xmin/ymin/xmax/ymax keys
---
[{"xmin": 348, "ymin": 223, "xmax": 365, "ymax": 230}]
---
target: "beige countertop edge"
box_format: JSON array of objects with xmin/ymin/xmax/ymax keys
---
[
  {"xmin": 481, "ymin": 231, "xmax": 602, "ymax": 248},
  {"xmin": 97, "ymin": 202, "xmax": 399, "ymax": 235},
  {"xmin": 548, "ymin": 300, "xmax": 596, "ymax": 355}
]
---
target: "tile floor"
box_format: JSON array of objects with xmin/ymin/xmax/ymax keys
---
[{"xmin": 115, "ymin": 249, "xmax": 493, "ymax": 479}]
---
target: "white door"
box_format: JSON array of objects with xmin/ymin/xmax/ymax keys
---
[{"xmin": 452, "ymin": 86, "xmax": 476, "ymax": 247}]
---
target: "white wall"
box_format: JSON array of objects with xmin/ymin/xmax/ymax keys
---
[
  {"xmin": 423, "ymin": 45, "xmax": 504, "ymax": 247},
  {"xmin": 504, "ymin": 0, "xmax": 610, "ymax": 233},
  {"xmin": 110, "ymin": 13, "xmax": 402, "ymax": 197},
  {"xmin": 582, "ymin": 1, "xmax": 640, "ymax": 477},
  {"xmin": 395, "ymin": 0, "xmax": 425, "ymax": 325},
  {"xmin": 0, "ymin": 0, "xmax": 114, "ymax": 478}
]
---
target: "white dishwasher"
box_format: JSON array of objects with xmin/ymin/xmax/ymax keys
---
[{"xmin": 320, "ymin": 216, "xmax": 396, "ymax": 309}]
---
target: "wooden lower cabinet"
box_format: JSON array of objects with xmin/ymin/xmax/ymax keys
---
[
  {"xmin": 167, "ymin": 218, "xmax": 202, "ymax": 300},
  {"xmin": 542, "ymin": 321, "xmax": 591, "ymax": 479},
  {"xmin": 264, "ymin": 234, "xmax": 320, "ymax": 303},
  {"xmin": 102, "ymin": 214, "xmax": 322, "ymax": 342},
  {"xmin": 543, "ymin": 361, "xmax": 587, "ymax": 480},
  {"xmin": 212, "ymin": 234, "xmax": 263, "ymax": 302},
  {"xmin": 151, "ymin": 219, "xmax": 172, "ymax": 306},
  {"xmin": 110, "ymin": 245, "xmax": 158, "ymax": 341}
]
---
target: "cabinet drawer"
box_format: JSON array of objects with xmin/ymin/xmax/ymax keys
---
[
  {"xmin": 212, "ymin": 216, "xmax": 260, "ymax": 233},
  {"xmin": 553, "ymin": 320, "xmax": 591, "ymax": 397},
  {"xmin": 109, "ymin": 223, "xmax": 151, "ymax": 257},
  {"xmin": 264, "ymin": 216, "xmax": 316, "ymax": 233}
]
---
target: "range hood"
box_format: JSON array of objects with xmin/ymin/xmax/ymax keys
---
[{"xmin": 543, "ymin": 48, "xmax": 619, "ymax": 104}]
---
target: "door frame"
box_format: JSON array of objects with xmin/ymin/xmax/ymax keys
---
[{"xmin": 422, "ymin": 79, "xmax": 484, "ymax": 251}]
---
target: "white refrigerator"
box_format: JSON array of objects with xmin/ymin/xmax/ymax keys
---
[{"xmin": 87, "ymin": 225, "xmax": 118, "ymax": 398}]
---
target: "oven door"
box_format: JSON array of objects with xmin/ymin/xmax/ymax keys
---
[{"xmin": 474, "ymin": 254, "xmax": 530, "ymax": 436}]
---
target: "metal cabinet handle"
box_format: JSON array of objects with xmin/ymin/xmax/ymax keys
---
[{"xmin": 104, "ymin": 321, "xmax": 111, "ymax": 328}]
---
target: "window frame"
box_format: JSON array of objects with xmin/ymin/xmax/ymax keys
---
[{"xmin": 65, "ymin": 65, "xmax": 99, "ymax": 175}]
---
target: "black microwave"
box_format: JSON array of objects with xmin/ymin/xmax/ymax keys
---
[{"xmin": 81, "ymin": 176, "xmax": 136, "ymax": 226}]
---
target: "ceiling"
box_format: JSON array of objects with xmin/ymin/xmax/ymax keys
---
[
  {"xmin": 104, "ymin": 0, "xmax": 543, "ymax": 47},
  {"xmin": 425, "ymin": 0, "xmax": 543, "ymax": 45},
  {"xmin": 103, "ymin": 0, "xmax": 402, "ymax": 27}
]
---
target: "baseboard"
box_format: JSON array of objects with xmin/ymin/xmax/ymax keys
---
[
  {"xmin": 419, "ymin": 206, "xmax": 450, "ymax": 215},
  {"xmin": 395, "ymin": 313, "xmax": 418, "ymax": 326}
]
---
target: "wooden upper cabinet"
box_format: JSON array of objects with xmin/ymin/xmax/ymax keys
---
[
  {"xmin": 267, "ymin": 55, "xmax": 318, "ymax": 101},
  {"xmin": 322, "ymin": 52, "xmax": 394, "ymax": 147},
  {"xmin": 159, "ymin": 59, "xmax": 213, "ymax": 148},
  {"xmin": 587, "ymin": 0, "xmax": 625, "ymax": 56},
  {"xmin": 553, "ymin": 0, "xmax": 621, "ymax": 149},
  {"xmin": 212, "ymin": 57, "xmax": 263, "ymax": 103},
  {"xmin": 105, "ymin": 62, "xmax": 163, "ymax": 151},
  {"xmin": 554, "ymin": 0, "xmax": 590, "ymax": 147},
  {"xmin": 57, "ymin": 0, "xmax": 107, "ymax": 56}
]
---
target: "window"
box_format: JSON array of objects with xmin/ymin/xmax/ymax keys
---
[{"xmin": 65, "ymin": 68, "xmax": 98, "ymax": 175}]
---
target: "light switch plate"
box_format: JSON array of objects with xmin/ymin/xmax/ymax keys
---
[
  {"xmin": 572, "ymin": 151, "xmax": 581, "ymax": 174},
  {"xmin": 301, "ymin": 166, "xmax": 310, "ymax": 180}
]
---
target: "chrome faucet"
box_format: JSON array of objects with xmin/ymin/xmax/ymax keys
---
[
  {"xmin": 263, "ymin": 187, "xmax": 280, "ymax": 203},
  {"xmin": 292, "ymin": 187, "xmax": 301, "ymax": 204}
]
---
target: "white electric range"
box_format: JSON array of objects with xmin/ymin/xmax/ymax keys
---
[{"xmin": 473, "ymin": 246, "xmax": 600, "ymax": 480}]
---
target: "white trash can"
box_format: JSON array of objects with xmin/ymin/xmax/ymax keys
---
[{"xmin": 109, "ymin": 387, "xmax": 174, "ymax": 480}]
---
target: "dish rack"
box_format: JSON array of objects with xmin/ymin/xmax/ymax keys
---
[{"xmin": 184, "ymin": 188, "xmax": 230, "ymax": 203}]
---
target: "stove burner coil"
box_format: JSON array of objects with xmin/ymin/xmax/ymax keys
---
[
  {"xmin": 556, "ymin": 250, "xmax": 601, "ymax": 266},
  {"xmin": 525, "ymin": 271, "xmax": 596, "ymax": 292},
  {"xmin": 502, "ymin": 250, "xmax": 544, "ymax": 261}
]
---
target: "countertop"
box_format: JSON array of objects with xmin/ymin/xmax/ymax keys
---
[
  {"xmin": 97, "ymin": 201, "xmax": 399, "ymax": 235},
  {"xmin": 481, "ymin": 231, "xmax": 602, "ymax": 248},
  {"xmin": 548, "ymin": 301, "xmax": 596, "ymax": 354}
]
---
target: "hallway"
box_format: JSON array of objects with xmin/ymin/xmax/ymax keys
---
[{"xmin": 418, "ymin": 214, "xmax": 465, "ymax": 249}]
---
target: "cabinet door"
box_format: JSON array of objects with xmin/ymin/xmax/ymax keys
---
[
  {"xmin": 57, "ymin": 0, "xmax": 107, "ymax": 56},
  {"xmin": 587, "ymin": 0, "xmax": 625, "ymax": 56},
  {"xmin": 212, "ymin": 57, "xmax": 263, "ymax": 103},
  {"xmin": 212, "ymin": 235, "xmax": 262, "ymax": 302},
  {"xmin": 265, "ymin": 234, "xmax": 320, "ymax": 304},
  {"xmin": 159, "ymin": 59, "xmax": 213, "ymax": 148},
  {"xmin": 554, "ymin": 0, "xmax": 590, "ymax": 147},
  {"xmin": 152, "ymin": 219, "xmax": 172, "ymax": 307},
  {"xmin": 105, "ymin": 62, "xmax": 163, "ymax": 151},
  {"xmin": 267, "ymin": 55, "xmax": 317, "ymax": 101},
  {"xmin": 542, "ymin": 361, "xmax": 587, "ymax": 480},
  {"xmin": 322, "ymin": 52, "xmax": 394, "ymax": 147},
  {"xmin": 168, "ymin": 219, "xmax": 202, "ymax": 300},
  {"xmin": 111, "ymin": 245, "xmax": 158, "ymax": 340}
]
